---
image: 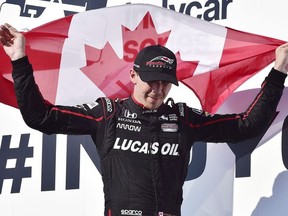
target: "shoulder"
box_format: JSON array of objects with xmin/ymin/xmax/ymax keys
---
[
  {"xmin": 96, "ymin": 97, "xmax": 128, "ymax": 119},
  {"xmin": 164, "ymin": 98, "xmax": 188, "ymax": 119}
]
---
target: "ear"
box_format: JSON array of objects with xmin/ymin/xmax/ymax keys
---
[{"xmin": 130, "ymin": 69, "xmax": 138, "ymax": 84}]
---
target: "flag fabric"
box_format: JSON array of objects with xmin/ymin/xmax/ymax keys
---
[{"xmin": 0, "ymin": 4, "xmax": 285, "ymax": 113}]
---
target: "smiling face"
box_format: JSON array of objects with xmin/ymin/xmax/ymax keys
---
[{"xmin": 130, "ymin": 69, "xmax": 172, "ymax": 110}]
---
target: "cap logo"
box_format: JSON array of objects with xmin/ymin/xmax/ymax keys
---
[{"xmin": 146, "ymin": 56, "xmax": 174, "ymax": 69}]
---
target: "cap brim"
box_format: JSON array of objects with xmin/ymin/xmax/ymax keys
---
[{"xmin": 138, "ymin": 71, "xmax": 179, "ymax": 86}]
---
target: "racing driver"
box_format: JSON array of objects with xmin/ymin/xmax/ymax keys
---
[{"xmin": 1, "ymin": 23, "xmax": 288, "ymax": 216}]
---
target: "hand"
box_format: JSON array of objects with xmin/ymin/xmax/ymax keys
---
[
  {"xmin": 274, "ymin": 43, "xmax": 288, "ymax": 74},
  {"xmin": 0, "ymin": 23, "xmax": 26, "ymax": 61}
]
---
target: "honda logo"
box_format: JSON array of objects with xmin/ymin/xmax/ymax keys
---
[{"xmin": 124, "ymin": 110, "xmax": 137, "ymax": 119}]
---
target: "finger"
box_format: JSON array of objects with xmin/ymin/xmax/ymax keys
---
[
  {"xmin": 0, "ymin": 32, "xmax": 10, "ymax": 46},
  {"xmin": 280, "ymin": 43, "xmax": 288, "ymax": 49},
  {"xmin": 2, "ymin": 24, "xmax": 15, "ymax": 38},
  {"xmin": 0, "ymin": 35, "xmax": 6, "ymax": 46},
  {"xmin": 0, "ymin": 25, "xmax": 14, "ymax": 46},
  {"xmin": 4, "ymin": 23, "xmax": 18, "ymax": 35},
  {"xmin": 0, "ymin": 36, "xmax": 13, "ymax": 46}
]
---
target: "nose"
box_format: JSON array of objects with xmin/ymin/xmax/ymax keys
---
[{"xmin": 150, "ymin": 81, "xmax": 168, "ymax": 93}]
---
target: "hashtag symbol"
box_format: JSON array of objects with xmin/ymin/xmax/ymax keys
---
[{"xmin": 0, "ymin": 134, "xmax": 33, "ymax": 193}]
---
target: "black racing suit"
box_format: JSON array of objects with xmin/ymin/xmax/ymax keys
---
[{"xmin": 12, "ymin": 56, "xmax": 286, "ymax": 216}]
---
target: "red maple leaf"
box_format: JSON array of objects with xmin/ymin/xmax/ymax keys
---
[
  {"xmin": 80, "ymin": 43, "xmax": 134, "ymax": 98},
  {"xmin": 80, "ymin": 12, "xmax": 198, "ymax": 99}
]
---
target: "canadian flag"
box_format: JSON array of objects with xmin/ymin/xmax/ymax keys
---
[{"xmin": 0, "ymin": 4, "xmax": 285, "ymax": 113}]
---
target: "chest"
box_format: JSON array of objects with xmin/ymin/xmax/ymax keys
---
[{"xmin": 112, "ymin": 110, "xmax": 185, "ymax": 157}]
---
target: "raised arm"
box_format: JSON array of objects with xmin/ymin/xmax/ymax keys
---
[
  {"xmin": 187, "ymin": 43, "xmax": 288, "ymax": 143},
  {"xmin": 0, "ymin": 24, "xmax": 104, "ymax": 135}
]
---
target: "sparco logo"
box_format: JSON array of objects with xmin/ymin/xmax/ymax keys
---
[
  {"xmin": 105, "ymin": 98, "xmax": 113, "ymax": 112},
  {"xmin": 178, "ymin": 103, "xmax": 185, "ymax": 117},
  {"xmin": 121, "ymin": 209, "xmax": 142, "ymax": 216}
]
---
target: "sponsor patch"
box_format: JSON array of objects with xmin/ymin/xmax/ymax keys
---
[
  {"xmin": 86, "ymin": 101, "xmax": 99, "ymax": 110},
  {"xmin": 104, "ymin": 98, "xmax": 113, "ymax": 112},
  {"xmin": 159, "ymin": 114, "xmax": 178, "ymax": 121},
  {"xmin": 159, "ymin": 115, "xmax": 169, "ymax": 121},
  {"xmin": 142, "ymin": 109, "xmax": 158, "ymax": 114},
  {"xmin": 161, "ymin": 123, "xmax": 178, "ymax": 132},
  {"xmin": 121, "ymin": 209, "xmax": 142, "ymax": 216},
  {"xmin": 116, "ymin": 123, "xmax": 142, "ymax": 132},
  {"xmin": 118, "ymin": 117, "xmax": 141, "ymax": 125},
  {"xmin": 169, "ymin": 114, "xmax": 178, "ymax": 121},
  {"xmin": 124, "ymin": 110, "xmax": 137, "ymax": 119},
  {"xmin": 192, "ymin": 108, "xmax": 213, "ymax": 117},
  {"xmin": 178, "ymin": 103, "xmax": 185, "ymax": 117},
  {"xmin": 158, "ymin": 212, "xmax": 176, "ymax": 216},
  {"xmin": 113, "ymin": 138, "xmax": 179, "ymax": 156}
]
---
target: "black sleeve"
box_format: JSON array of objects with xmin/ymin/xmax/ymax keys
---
[
  {"xmin": 187, "ymin": 68, "xmax": 286, "ymax": 143},
  {"xmin": 12, "ymin": 56, "xmax": 105, "ymax": 135}
]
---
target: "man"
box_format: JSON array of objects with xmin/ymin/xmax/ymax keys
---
[{"xmin": 1, "ymin": 23, "xmax": 288, "ymax": 216}]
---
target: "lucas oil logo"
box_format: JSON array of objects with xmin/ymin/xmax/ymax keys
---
[{"xmin": 113, "ymin": 138, "xmax": 179, "ymax": 156}]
